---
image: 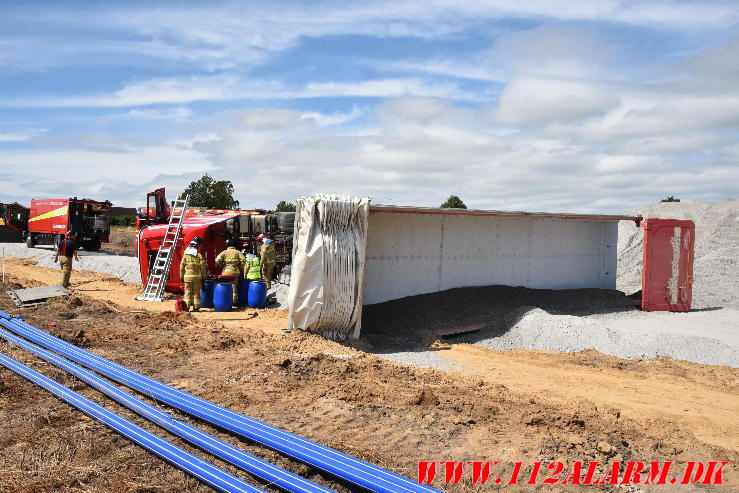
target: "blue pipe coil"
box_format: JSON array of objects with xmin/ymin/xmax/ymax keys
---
[
  {"xmin": 0, "ymin": 327, "xmax": 333, "ymax": 493},
  {"xmin": 0, "ymin": 351, "xmax": 264, "ymax": 493},
  {"xmin": 0, "ymin": 313, "xmax": 440, "ymax": 493}
]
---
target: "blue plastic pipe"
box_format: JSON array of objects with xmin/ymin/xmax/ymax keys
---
[
  {"xmin": 0, "ymin": 327, "xmax": 333, "ymax": 493},
  {"xmin": 0, "ymin": 313, "xmax": 440, "ymax": 493},
  {"xmin": 0, "ymin": 351, "xmax": 264, "ymax": 493}
]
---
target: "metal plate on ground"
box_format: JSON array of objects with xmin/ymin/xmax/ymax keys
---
[{"xmin": 6, "ymin": 285, "xmax": 69, "ymax": 308}]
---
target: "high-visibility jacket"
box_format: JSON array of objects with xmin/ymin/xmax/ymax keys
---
[
  {"xmin": 245, "ymin": 256, "xmax": 262, "ymax": 280},
  {"xmin": 260, "ymin": 243, "xmax": 276, "ymax": 266},
  {"xmin": 180, "ymin": 253, "xmax": 206, "ymax": 280},
  {"xmin": 215, "ymin": 247, "xmax": 245, "ymax": 276}
]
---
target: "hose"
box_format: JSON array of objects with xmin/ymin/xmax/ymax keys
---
[
  {"xmin": 0, "ymin": 313, "xmax": 440, "ymax": 493},
  {"xmin": 0, "ymin": 326, "xmax": 333, "ymax": 493},
  {"xmin": 0, "ymin": 351, "xmax": 264, "ymax": 493}
]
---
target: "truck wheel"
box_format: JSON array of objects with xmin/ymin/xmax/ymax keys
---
[{"xmin": 26, "ymin": 233, "xmax": 35, "ymax": 248}]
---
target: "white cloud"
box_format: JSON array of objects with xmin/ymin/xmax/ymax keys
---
[
  {"xmin": 2, "ymin": 1, "xmax": 735, "ymax": 73},
  {"xmin": 121, "ymin": 107, "xmax": 193, "ymax": 120},
  {"xmin": 188, "ymin": 99, "xmax": 738, "ymax": 213},
  {"xmin": 0, "ymin": 129, "xmax": 44, "ymax": 142},
  {"xmin": 492, "ymin": 77, "xmax": 621, "ymax": 125},
  {"xmin": 0, "ymin": 75, "xmax": 469, "ymax": 108}
]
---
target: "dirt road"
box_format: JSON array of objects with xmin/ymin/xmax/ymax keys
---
[{"xmin": 1, "ymin": 261, "xmax": 737, "ymax": 492}]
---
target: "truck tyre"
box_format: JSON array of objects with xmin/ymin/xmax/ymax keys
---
[
  {"xmin": 26, "ymin": 233, "xmax": 35, "ymax": 248},
  {"xmin": 88, "ymin": 239, "xmax": 101, "ymax": 251}
]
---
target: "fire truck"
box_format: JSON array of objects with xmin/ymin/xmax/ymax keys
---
[
  {"xmin": 26, "ymin": 198, "xmax": 112, "ymax": 251},
  {"xmin": 137, "ymin": 188, "xmax": 294, "ymax": 292}
]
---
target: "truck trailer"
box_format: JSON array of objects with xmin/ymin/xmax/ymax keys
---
[
  {"xmin": 137, "ymin": 188, "xmax": 294, "ymax": 293},
  {"xmin": 27, "ymin": 198, "xmax": 112, "ymax": 251}
]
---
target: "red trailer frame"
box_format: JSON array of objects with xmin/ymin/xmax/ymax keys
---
[{"xmin": 641, "ymin": 218, "xmax": 695, "ymax": 312}]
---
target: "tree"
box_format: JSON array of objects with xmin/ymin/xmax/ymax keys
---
[
  {"xmin": 275, "ymin": 200, "xmax": 296, "ymax": 212},
  {"xmin": 182, "ymin": 174, "xmax": 239, "ymax": 209},
  {"xmin": 440, "ymin": 195, "xmax": 467, "ymax": 209},
  {"xmin": 660, "ymin": 196, "xmax": 681, "ymax": 203}
]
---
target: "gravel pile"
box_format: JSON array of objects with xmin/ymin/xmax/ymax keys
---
[
  {"xmin": 618, "ymin": 198, "xmax": 739, "ymax": 309},
  {"xmin": 0, "ymin": 243, "xmax": 141, "ymax": 284},
  {"xmin": 475, "ymin": 307, "xmax": 738, "ymax": 367}
]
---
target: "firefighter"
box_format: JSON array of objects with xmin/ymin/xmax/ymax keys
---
[
  {"xmin": 257, "ymin": 234, "xmax": 277, "ymax": 289},
  {"xmin": 215, "ymin": 239, "xmax": 245, "ymax": 304},
  {"xmin": 244, "ymin": 253, "xmax": 262, "ymax": 282},
  {"xmin": 179, "ymin": 237, "xmax": 206, "ymax": 311},
  {"xmin": 54, "ymin": 231, "xmax": 79, "ymax": 288}
]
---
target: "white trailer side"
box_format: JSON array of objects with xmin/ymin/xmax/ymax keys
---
[{"xmin": 363, "ymin": 206, "xmax": 634, "ymax": 305}]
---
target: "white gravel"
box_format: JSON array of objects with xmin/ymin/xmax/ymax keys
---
[
  {"xmin": 1, "ymin": 242, "xmax": 141, "ymax": 284},
  {"xmin": 475, "ymin": 306, "xmax": 739, "ymax": 367}
]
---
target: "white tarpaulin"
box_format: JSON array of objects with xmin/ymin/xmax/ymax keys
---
[{"xmin": 287, "ymin": 195, "xmax": 369, "ymax": 339}]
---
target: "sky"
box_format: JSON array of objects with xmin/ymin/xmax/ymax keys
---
[{"xmin": 0, "ymin": 0, "xmax": 738, "ymax": 213}]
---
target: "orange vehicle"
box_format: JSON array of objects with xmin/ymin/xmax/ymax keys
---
[{"xmin": 27, "ymin": 197, "xmax": 111, "ymax": 251}]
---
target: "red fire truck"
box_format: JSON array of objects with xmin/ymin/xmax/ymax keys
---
[
  {"xmin": 137, "ymin": 188, "xmax": 294, "ymax": 292},
  {"xmin": 27, "ymin": 197, "xmax": 112, "ymax": 251}
]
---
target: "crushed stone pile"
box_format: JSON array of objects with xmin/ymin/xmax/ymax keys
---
[
  {"xmin": 362, "ymin": 285, "xmax": 738, "ymax": 367},
  {"xmin": 361, "ymin": 285, "xmax": 635, "ymax": 352},
  {"xmin": 617, "ymin": 198, "xmax": 739, "ymax": 309}
]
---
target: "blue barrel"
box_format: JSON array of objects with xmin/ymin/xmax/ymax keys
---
[
  {"xmin": 247, "ymin": 281, "xmax": 267, "ymax": 309},
  {"xmin": 238, "ymin": 280, "xmax": 251, "ymax": 307},
  {"xmin": 213, "ymin": 282, "xmax": 233, "ymax": 312},
  {"xmin": 199, "ymin": 279, "xmax": 215, "ymax": 309}
]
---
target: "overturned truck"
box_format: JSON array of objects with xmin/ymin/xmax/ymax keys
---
[{"xmin": 137, "ymin": 188, "xmax": 295, "ymax": 292}]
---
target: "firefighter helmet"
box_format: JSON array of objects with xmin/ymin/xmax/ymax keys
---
[
  {"xmin": 257, "ymin": 234, "xmax": 266, "ymax": 242},
  {"xmin": 189, "ymin": 236, "xmax": 202, "ymax": 246}
]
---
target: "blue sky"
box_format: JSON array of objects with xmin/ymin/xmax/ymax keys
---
[{"xmin": 1, "ymin": 1, "xmax": 738, "ymax": 212}]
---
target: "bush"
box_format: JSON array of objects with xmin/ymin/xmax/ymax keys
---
[
  {"xmin": 660, "ymin": 196, "xmax": 681, "ymax": 203},
  {"xmin": 183, "ymin": 174, "xmax": 240, "ymax": 209},
  {"xmin": 275, "ymin": 200, "xmax": 296, "ymax": 212},
  {"xmin": 440, "ymin": 195, "xmax": 467, "ymax": 209},
  {"xmin": 111, "ymin": 216, "xmax": 136, "ymax": 227}
]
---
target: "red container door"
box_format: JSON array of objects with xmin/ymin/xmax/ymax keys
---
[{"xmin": 641, "ymin": 219, "xmax": 695, "ymax": 311}]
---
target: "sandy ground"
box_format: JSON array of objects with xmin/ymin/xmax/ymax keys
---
[{"xmin": 1, "ymin": 261, "xmax": 737, "ymax": 492}]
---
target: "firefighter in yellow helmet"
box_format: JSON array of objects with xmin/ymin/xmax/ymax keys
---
[
  {"xmin": 179, "ymin": 237, "xmax": 207, "ymax": 311},
  {"xmin": 257, "ymin": 234, "xmax": 277, "ymax": 289},
  {"xmin": 215, "ymin": 239, "xmax": 245, "ymax": 304}
]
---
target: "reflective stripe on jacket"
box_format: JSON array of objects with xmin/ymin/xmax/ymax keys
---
[
  {"xmin": 245, "ymin": 256, "xmax": 262, "ymax": 280},
  {"xmin": 180, "ymin": 254, "xmax": 206, "ymax": 280}
]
